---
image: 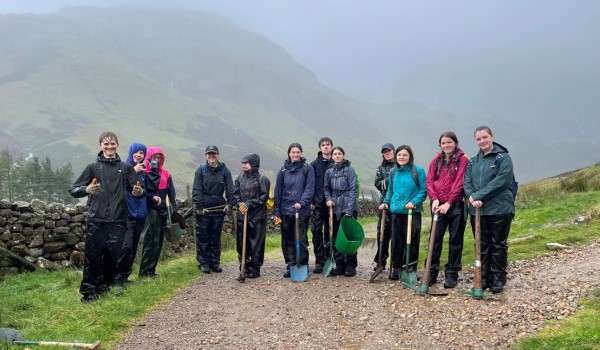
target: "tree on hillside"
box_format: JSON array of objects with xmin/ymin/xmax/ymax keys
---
[
  {"xmin": 0, "ymin": 148, "xmax": 14, "ymax": 201},
  {"xmin": 0, "ymin": 150, "xmax": 76, "ymax": 204}
]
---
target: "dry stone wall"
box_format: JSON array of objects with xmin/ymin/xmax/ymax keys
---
[{"xmin": 0, "ymin": 197, "xmax": 379, "ymax": 277}]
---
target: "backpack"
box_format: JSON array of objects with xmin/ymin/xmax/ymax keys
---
[
  {"xmin": 434, "ymin": 154, "xmax": 468, "ymax": 180},
  {"xmin": 389, "ymin": 164, "xmax": 419, "ymax": 188},
  {"xmin": 350, "ymin": 165, "xmax": 360, "ymax": 201},
  {"xmin": 494, "ymin": 153, "xmax": 518, "ymax": 200},
  {"xmin": 201, "ymin": 163, "xmax": 227, "ymax": 179}
]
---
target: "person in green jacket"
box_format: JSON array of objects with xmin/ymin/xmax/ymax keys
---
[
  {"xmin": 379, "ymin": 145, "xmax": 427, "ymax": 280},
  {"xmin": 463, "ymin": 126, "xmax": 515, "ymax": 294}
]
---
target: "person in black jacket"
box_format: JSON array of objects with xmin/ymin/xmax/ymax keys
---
[
  {"xmin": 233, "ymin": 154, "xmax": 271, "ymax": 278},
  {"xmin": 69, "ymin": 131, "xmax": 145, "ymax": 303},
  {"xmin": 192, "ymin": 145, "xmax": 235, "ymax": 274},
  {"xmin": 309, "ymin": 137, "xmax": 334, "ymax": 274},
  {"xmin": 139, "ymin": 146, "xmax": 176, "ymax": 279},
  {"xmin": 373, "ymin": 143, "xmax": 395, "ymax": 271}
]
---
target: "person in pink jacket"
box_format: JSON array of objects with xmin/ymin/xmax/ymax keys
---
[{"xmin": 425, "ymin": 131, "xmax": 469, "ymax": 288}]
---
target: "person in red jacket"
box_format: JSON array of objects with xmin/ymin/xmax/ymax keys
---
[{"xmin": 425, "ymin": 131, "xmax": 468, "ymax": 288}]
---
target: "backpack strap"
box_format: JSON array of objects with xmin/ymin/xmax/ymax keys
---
[{"xmin": 389, "ymin": 165, "xmax": 419, "ymax": 188}]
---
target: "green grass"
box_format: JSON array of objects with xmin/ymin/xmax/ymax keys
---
[
  {"xmin": 514, "ymin": 290, "xmax": 600, "ymax": 350},
  {"xmin": 0, "ymin": 233, "xmax": 281, "ymax": 350}
]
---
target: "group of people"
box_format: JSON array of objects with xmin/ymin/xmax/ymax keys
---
[
  {"xmin": 374, "ymin": 126, "xmax": 515, "ymax": 294},
  {"xmin": 71, "ymin": 125, "xmax": 515, "ymax": 302},
  {"xmin": 70, "ymin": 132, "xmax": 176, "ymax": 302}
]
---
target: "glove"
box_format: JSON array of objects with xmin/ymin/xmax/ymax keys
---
[
  {"xmin": 274, "ymin": 216, "xmax": 282, "ymax": 225},
  {"xmin": 131, "ymin": 181, "xmax": 143, "ymax": 197},
  {"xmin": 239, "ymin": 203, "xmax": 248, "ymax": 215},
  {"xmin": 86, "ymin": 179, "xmax": 101, "ymax": 196}
]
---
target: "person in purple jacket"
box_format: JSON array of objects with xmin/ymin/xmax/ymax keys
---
[{"xmin": 273, "ymin": 143, "xmax": 315, "ymax": 278}]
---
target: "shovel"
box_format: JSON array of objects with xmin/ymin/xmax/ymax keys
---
[
  {"xmin": 416, "ymin": 212, "xmax": 448, "ymax": 296},
  {"xmin": 290, "ymin": 208, "xmax": 308, "ymax": 282},
  {"xmin": 401, "ymin": 209, "xmax": 418, "ymax": 289},
  {"xmin": 322, "ymin": 206, "xmax": 335, "ymax": 277},
  {"xmin": 0, "ymin": 328, "xmax": 101, "ymax": 349},
  {"xmin": 460, "ymin": 207, "xmax": 484, "ymax": 299},
  {"xmin": 370, "ymin": 209, "xmax": 387, "ymax": 283},
  {"xmin": 237, "ymin": 212, "xmax": 248, "ymax": 283},
  {"xmin": 165, "ymin": 195, "xmax": 182, "ymax": 245}
]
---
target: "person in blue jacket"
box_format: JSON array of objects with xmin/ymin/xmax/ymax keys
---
[
  {"xmin": 324, "ymin": 146, "xmax": 359, "ymax": 277},
  {"xmin": 379, "ymin": 145, "xmax": 427, "ymax": 280},
  {"xmin": 115, "ymin": 142, "xmax": 148, "ymax": 287},
  {"xmin": 273, "ymin": 143, "xmax": 315, "ymax": 278}
]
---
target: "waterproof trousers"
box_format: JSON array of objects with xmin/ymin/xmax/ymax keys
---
[
  {"xmin": 331, "ymin": 212, "xmax": 358, "ymax": 269},
  {"xmin": 373, "ymin": 209, "xmax": 392, "ymax": 265},
  {"xmin": 471, "ymin": 214, "xmax": 512, "ymax": 287},
  {"xmin": 390, "ymin": 212, "xmax": 421, "ymax": 270},
  {"xmin": 196, "ymin": 213, "xmax": 225, "ymax": 267},
  {"xmin": 236, "ymin": 216, "xmax": 267, "ymax": 273},
  {"xmin": 429, "ymin": 201, "xmax": 466, "ymax": 280},
  {"xmin": 139, "ymin": 210, "xmax": 166, "ymax": 277},
  {"xmin": 80, "ymin": 221, "xmax": 125, "ymax": 299},
  {"xmin": 281, "ymin": 214, "xmax": 309, "ymax": 267},
  {"xmin": 310, "ymin": 207, "xmax": 331, "ymax": 267},
  {"xmin": 115, "ymin": 218, "xmax": 145, "ymax": 284}
]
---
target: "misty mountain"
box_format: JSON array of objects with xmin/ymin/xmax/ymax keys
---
[{"xmin": 0, "ymin": 6, "xmax": 597, "ymax": 194}]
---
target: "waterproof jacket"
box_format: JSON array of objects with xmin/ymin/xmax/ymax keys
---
[
  {"xmin": 310, "ymin": 151, "xmax": 334, "ymax": 210},
  {"xmin": 324, "ymin": 160, "xmax": 358, "ymax": 217},
  {"xmin": 125, "ymin": 142, "xmax": 148, "ymax": 220},
  {"xmin": 273, "ymin": 157, "xmax": 315, "ymax": 218},
  {"xmin": 374, "ymin": 159, "xmax": 395, "ymax": 204},
  {"xmin": 144, "ymin": 147, "xmax": 176, "ymax": 216},
  {"xmin": 69, "ymin": 152, "xmax": 141, "ymax": 222},
  {"xmin": 463, "ymin": 142, "xmax": 515, "ymax": 216},
  {"xmin": 233, "ymin": 154, "xmax": 271, "ymax": 221},
  {"xmin": 426, "ymin": 147, "xmax": 468, "ymax": 206},
  {"xmin": 383, "ymin": 163, "xmax": 427, "ymax": 214},
  {"xmin": 192, "ymin": 161, "xmax": 234, "ymax": 211}
]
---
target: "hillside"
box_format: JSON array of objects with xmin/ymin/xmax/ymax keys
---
[{"xmin": 0, "ymin": 6, "xmax": 598, "ymax": 192}]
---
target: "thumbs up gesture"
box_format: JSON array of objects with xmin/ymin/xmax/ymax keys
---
[
  {"xmin": 86, "ymin": 178, "xmax": 101, "ymax": 196},
  {"xmin": 132, "ymin": 180, "xmax": 144, "ymax": 197}
]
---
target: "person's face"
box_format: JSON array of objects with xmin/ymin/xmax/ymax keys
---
[
  {"xmin": 320, "ymin": 141, "xmax": 332, "ymax": 156},
  {"xmin": 396, "ymin": 149, "xmax": 410, "ymax": 166},
  {"xmin": 242, "ymin": 162, "xmax": 251, "ymax": 171},
  {"xmin": 99, "ymin": 138, "xmax": 118, "ymax": 158},
  {"xmin": 289, "ymin": 147, "xmax": 302, "ymax": 162},
  {"xmin": 133, "ymin": 150, "xmax": 145, "ymax": 163},
  {"xmin": 475, "ymin": 130, "xmax": 494, "ymax": 154},
  {"xmin": 440, "ymin": 137, "xmax": 457, "ymax": 156},
  {"xmin": 382, "ymin": 148, "xmax": 394, "ymax": 161},
  {"xmin": 332, "ymin": 149, "xmax": 345, "ymax": 163},
  {"xmin": 206, "ymin": 152, "xmax": 219, "ymax": 163}
]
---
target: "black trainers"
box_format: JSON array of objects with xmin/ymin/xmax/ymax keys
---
[
  {"xmin": 491, "ymin": 280, "xmax": 504, "ymax": 294},
  {"xmin": 199, "ymin": 265, "xmax": 211, "ymax": 274},
  {"xmin": 248, "ymin": 270, "xmax": 260, "ymax": 278},
  {"xmin": 443, "ymin": 278, "xmax": 457, "ymax": 289},
  {"xmin": 389, "ymin": 268, "xmax": 399, "ymax": 280},
  {"xmin": 211, "ymin": 264, "xmax": 222, "ymax": 273},
  {"xmin": 81, "ymin": 294, "xmax": 99, "ymax": 303},
  {"xmin": 344, "ymin": 266, "xmax": 357, "ymax": 277},
  {"xmin": 313, "ymin": 264, "xmax": 323, "ymax": 274},
  {"xmin": 330, "ymin": 266, "xmax": 345, "ymax": 276}
]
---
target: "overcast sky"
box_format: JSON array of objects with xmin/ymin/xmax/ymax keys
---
[{"xmin": 2, "ymin": 0, "xmax": 598, "ymax": 108}]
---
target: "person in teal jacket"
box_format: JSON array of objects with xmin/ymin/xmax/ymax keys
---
[
  {"xmin": 463, "ymin": 126, "xmax": 515, "ymax": 294},
  {"xmin": 379, "ymin": 145, "xmax": 427, "ymax": 280}
]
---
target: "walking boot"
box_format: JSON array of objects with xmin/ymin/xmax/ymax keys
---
[
  {"xmin": 211, "ymin": 264, "xmax": 222, "ymax": 273},
  {"xmin": 313, "ymin": 264, "xmax": 323, "ymax": 274},
  {"xmin": 344, "ymin": 266, "xmax": 357, "ymax": 277},
  {"xmin": 199, "ymin": 265, "xmax": 211, "ymax": 274},
  {"xmin": 389, "ymin": 268, "xmax": 399, "ymax": 280},
  {"xmin": 330, "ymin": 265, "xmax": 345, "ymax": 276},
  {"xmin": 443, "ymin": 278, "xmax": 457, "ymax": 289},
  {"xmin": 491, "ymin": 280, "xmax": 504, "ymax": 294}
]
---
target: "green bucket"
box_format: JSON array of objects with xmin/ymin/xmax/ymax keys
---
[{"xmin": 335, "ymin": 216, "xmax": 365, "ymax": 255}]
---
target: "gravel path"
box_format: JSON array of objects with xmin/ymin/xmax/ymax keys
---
[{"xmin": 115, "ymin": 239, "xmax": 600, "ymax": 350}]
